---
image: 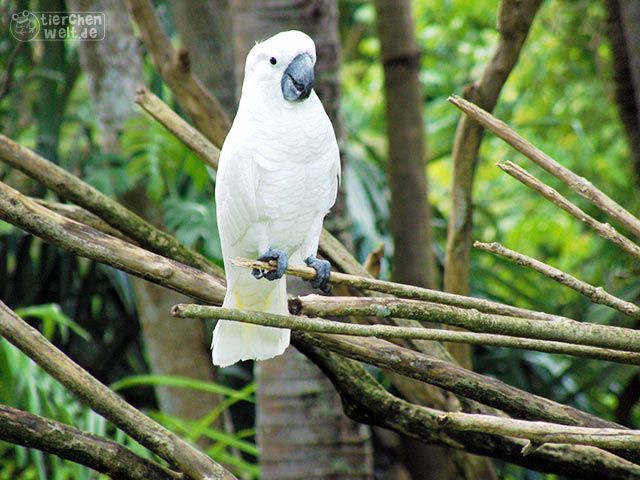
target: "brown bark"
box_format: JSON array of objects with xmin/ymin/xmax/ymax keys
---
[
  {"xmin": 70, "ymin": 0, "xmax": 224, "ymax": 436},
  {"xmin": 443, "ymin": 0, "xmax": 542, "ymax": 368},
  {"xmin": 230, "ymin": 1, "xmax": 372, "ymax": 478},
  {"xmin": 374, "ymin": 0, "xmax": 438, "ymax": 290}
]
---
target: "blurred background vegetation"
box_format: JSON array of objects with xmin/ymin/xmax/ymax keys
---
[{"xmin": 1, "ymin": 0, "xmax": 640, "ymax": 479}]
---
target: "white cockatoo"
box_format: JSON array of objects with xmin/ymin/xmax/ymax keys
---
[{"xmin": 211, "ymin": 30, "xmax": 340, "ymax": 367}]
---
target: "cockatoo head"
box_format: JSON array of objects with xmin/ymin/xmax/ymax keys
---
[{"xmin": 242, "ymin": 30, "xmax": 317, "ymax": 104}]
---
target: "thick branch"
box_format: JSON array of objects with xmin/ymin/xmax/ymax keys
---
[
  {"xmin": 498, "ymin": 161, "xmax": 640, "ymax": 261},
  {"xmin": 134, "ymin": 87, "xmax": 219, "ymax": 169},
  {"xmin": 438, "ymin": 412, "xmax": 640, "ymax": 451},
  {"xmin": 0, "ymin": 404, "xmax": 181, "ymax": 480},
  {"xmin": 474, "ymin": 241, "xmax": 640, "ymax": 318},
  {"xmin": 234, "ymin": 258, "xmax": 565, "ymax": 322},
  {"xmin": 124, "ymin": 0, "xmax": 231, "ymax": 147},
  {"xmin": 295, "ymin": 336, "xmax": 640, "ymax": 479},
  {"xmin": 448, "ymin": 94, "xmax": 640, "ymax": 240},
  {"xmin": 172, "ymin": 303, "xmax": 640, "ymax": 365},
  {"xmin": 295, "ymin": 296, "xmax": 640, "ymax": 353},
  {"xmin": 0, "ymin": 180, "xmax": 226, "ymax": 304},
  {"xmin": 0, "ymin": 134, "xmax": 223, "ymax": 278},
  {"xmin": 0, "ymin": 302, "xmax": 234, "ymax": 480}
]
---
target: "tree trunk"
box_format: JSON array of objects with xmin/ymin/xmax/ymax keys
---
[
  {"xmin": 374, "ymin": 0, "xmax": 438, "ymax": 290},
  {"xmin": 607, "ymin": 0, "xmax": 640, "ymax": 183},
  {"xmin": 169, "ymin": 0, "xmax": 237, "ymax": 116},
  {"xmin": 373, "ymin": 2, "xmax": 498, "ymax": 479},
  {"xmin": 70, "ymin": 0, "xmax": 223, "ymax": 430},
  {"xmin": 230, "ymin": 2, "xmax": 372, "ymax": 479}
]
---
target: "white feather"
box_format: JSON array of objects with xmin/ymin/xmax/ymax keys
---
[{"xmin": 211, "ymin": 30, "xmax": 340, "ymax": 367}]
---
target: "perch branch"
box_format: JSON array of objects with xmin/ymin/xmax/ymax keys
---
[
  {"xmin": 474, "ymin": 241, "xmax": 640, "ymax": 319},
  {"xmin": 0, "ymin": 404, "xmax": 181, "ymax": 480},
  {"xmin": 498, "ymin": 161, "xmax": 640, "ymax": 261},
  {"xmin": 0, "ymin": 180, "xmax": 226, "ymax": 304},
  {"xmin": 234, "ymin": 258, "xmax": 565, "ymax": 322},
  {"xmin": 172, "ymin": 303, "xmax": 640, "ymax": 365},
  {"xmin": 0, "ymin": 302, "xmax": 235, "ymax": 480},
  {"xmin": 296, "ymin": 336, "xmax": 640, "ymax": 479},
  {"xmin": 0, "ymin": 134, "xmax": 223, "ymax": 278},
  {"xmin": 295, "ymin": 296, "xmax": 640, "ymax": 353},
  {"xmin": 134, "ymin": 87, "xmax": 219, "ymax": 169},
  {"xmin": 438, "ymin": 411, "xmax": 640, "ymax": 451},
  {"xmin": 448, "ymin": 94, "xmax": 640, "ymax": 240},
  {"xmin": 124, "ymin": 0, "xmax": 231, "ymax": 147}
]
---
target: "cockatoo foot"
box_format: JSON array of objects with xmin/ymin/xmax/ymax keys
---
[
  {"xmin": 252, "ymin": 247, "xmax": 289, "ymax": 281},
  {"xmin": 305, "ymin": 255, "xmax": 332, "ymax": 294}
]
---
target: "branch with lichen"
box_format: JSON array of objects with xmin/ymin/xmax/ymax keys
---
[
  {"xmin": 474, "ymin": 241, "xmax": 640, "ymax": 319},
  {"xmin": 0, "ymin": 134, "xmax": 223, "ymax": 278},
  {"xmin": 0, "ymin": 302, "xmax": 234, "ymax": 480},
  {"xmin": 294, "ymin": 296, "xmax": 640, "ymax": 353},
  {"xmin": 0, "ymin": 404, "xmax": 181, "ymax": 480},
  {"xmin": 172, "ymin": 303, "xmax": 640, "ymax": 365}
]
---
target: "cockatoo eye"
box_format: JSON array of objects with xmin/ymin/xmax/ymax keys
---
[{"xmin": 269, "ymin": 57, "xmax": 278, "ymax": 65}]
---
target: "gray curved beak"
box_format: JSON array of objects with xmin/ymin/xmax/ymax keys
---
[{"xmin": 281, "ymin": 53, "xmax": 314, "ymax": 102}]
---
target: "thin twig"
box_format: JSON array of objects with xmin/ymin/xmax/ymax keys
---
[
  {"xmin": 233, "ymin": 258, "xmax": 566, "ymax": 322},
  {"xmin": 0, "ymin": 302, "xmax": 234, "ymax": 480},
  {"xmin": 474, "ymin": 241, "xmax": 640, "ymax": 319},
  {"xmin": 135, "ymin": 87, "xmax": 220, "ymax": 169},
  {"xmin": 0, "ymin": 404, "xmax": 181, "ymax": 480},
  {"xmin": 438, "ymin": 412, "xmax": 640, "ymax": 451},
  {"xmin": 448, "ymin": 94, "xmax": 640, "ymax": 240},
  {"xmin": 172, "ymin": 304, "xmax": 640, "ymax": 365},
  {"xmin": 0, "ymin": 134, "xmax": 223, "ymax": 278},
  {"xmin": 497, "ymin": 161, "xmax": 640, "ymax": 261},
  {"xmin": 294, "ymin": 296, "xmax": 640, "ymax": 353}
]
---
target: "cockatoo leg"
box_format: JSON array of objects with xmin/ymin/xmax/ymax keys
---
[
  {"xmin": 304, "ymin": 255, "xmax": 332, "ymax": 294},
  {"xmin": 252, "ymin": 247, "xmax": 289, "ymax": 281}
]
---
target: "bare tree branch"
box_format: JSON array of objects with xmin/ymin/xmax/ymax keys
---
[
  {"xmin": 0, "ymin": 302, "xmax": 235, "ymax": 480},
  {"xmin": 124, "ymin": 0, "xmax": 231, "ymax": 147},
  {"xmin": 438, "ymin": 411, "xmax": 640, "ymax": 452},
  {"xmin": 448, "ymin": 94, "xmax": 640, "ymax": 239},
  {"xmin": 0, "ymin": 404, "xmax": 181, "ymax": 480},
  {"xmin": 172, "ymin": 303, "xmax": 640, "ymax": 365},
  {"xmin": 0, "ymin": 134, "xmax": 223, "ymax": 278},
  {"xmin": 296, "ymin": 337, "xmax": 640, "ymax": 479},
  {"xmin": 295, "ymin": 296, "xmax": 640, "ymax": 353},
  {"xmin": 234, "ymin": 257, "xmax": 566, "ymax": 322},
  {"xmin": 498, "ymin": 161, "xmax": 640, "ymax": 261},
  {"xmin": 0, "ymin": 180, "xmax": 226, "ymax": 304},
  {"xmin": 474, "ymin": 241, "xmax": 640, "ymax": 319},
  {"xmin": 134, "ymin": 87, "xmax": 220, "ymax": 169}
]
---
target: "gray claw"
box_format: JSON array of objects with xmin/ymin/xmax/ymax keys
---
[
  {"xmin": 305, "ymin": 255, "xmax": 332, "ymax": 294},
  {"xmin": 253, "ymin": 247, "xmax": 288, "ymax": 281}
]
